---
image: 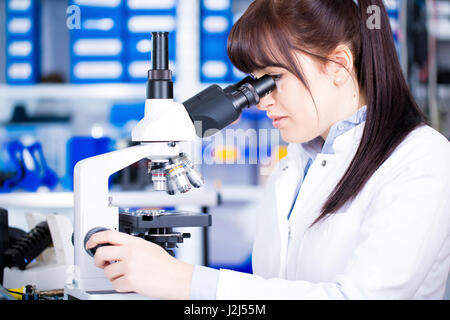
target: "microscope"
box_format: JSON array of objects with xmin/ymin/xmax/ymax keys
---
[{"xmin": 64, "ymin": 32, "xmax": 275, "ymax": 300}]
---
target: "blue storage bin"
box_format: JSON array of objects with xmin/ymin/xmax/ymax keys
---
[
  {"xmin": 70, "ymin": 59, "xmax": 125, "ymax": 83},
  {"xmin": 6, "ymin": 0, "xmax": 39, "ymax": 16},
  {"xmin": 71, "ymin": 37, "xmax": 124, "ymax": 59},
  {"xmin": 126, "ymin": 59, "xmax": 150, "ymax": 82},
  {"xmin": 201, "ymin": 13, "xmax": 232, "ymax": 39},
  {"xmin": 6, "ymin": 39, "xmax": 36, "ymax": 59},
  {"xmin": 70, "ymin": 0, "xmax": 123, "ymax": 16},
  {"xmin": 200, "ymin": 60, "xmax": 230, "ymax": 83},
  {"xmin": 70, "ymin": 12, "xmax": 125, "ymax": 38},
  {"xmin": 6, "ymin": 61, "xmax": 39, "ymax": 84},
  {"xmin": 126, "ymin": 13, "xmax": 177, "ymax": 35},
  {"xmin": 127, "ymin": 35, "xmax": 152, "ymax": 60},
  {"xmin": 200, "ymin": 0, "xmax": 231, "ymax": 14},
  {"xmin": 6, "ymin": 15, "xmax": 38, "ymax": 39},
  {"xmin": 125, "ymin": 0, "xmax": 177, "ymax": 15}
]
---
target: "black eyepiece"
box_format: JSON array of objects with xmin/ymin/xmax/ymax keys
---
[
  {"xmin": 251, "ymin": 75, "xmax": 276, "ymax": 99},
  {"xmin": 183, "ymin": 75, "xmax": 276, "ymax": 137},
  {"xmin": 229, "ymin": 75, "xmax": 275, "ymax": 112},
  {"xmin": 152, "ymin": 32, "xmax": 169, "ymax": 70},
  {"xmin": 147, "ymin": 32, "xmax": 173, "ymax": 99}
]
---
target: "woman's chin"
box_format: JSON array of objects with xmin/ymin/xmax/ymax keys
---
[{"xmin": 280, "ymin": 128, "xmax": 316, "ymax": 144}]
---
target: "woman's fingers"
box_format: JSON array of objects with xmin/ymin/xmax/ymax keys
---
[
  {"xmin": 93, "ymin": 244, "xmax": 128, "ymax": 268},
  {"xmin": 86, "ymin": 230, "xmax": 135, "ymax": 249},
  {"xmin": 103, "ymin": 261, "xmax": 126, "ymax": 281}
]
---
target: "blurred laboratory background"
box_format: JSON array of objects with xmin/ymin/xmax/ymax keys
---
[{"xmin": 0, "ymin": 0, "xmax": 449, "ymax": 298}]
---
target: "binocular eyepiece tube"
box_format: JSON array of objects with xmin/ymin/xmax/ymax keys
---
[{"xmin": 183, "ymin": 74, "xmax": 276, "ymax": 138}]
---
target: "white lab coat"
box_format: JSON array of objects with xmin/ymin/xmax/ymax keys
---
[{"xmin": 216, "ymin": 122, "xmax": 450, "ymax": 299}]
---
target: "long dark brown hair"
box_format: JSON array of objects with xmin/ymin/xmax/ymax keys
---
[{"xmin": 227, "ymin": 0, "xmax": 428, "ymax": 225}]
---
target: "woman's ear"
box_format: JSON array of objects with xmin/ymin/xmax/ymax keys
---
[{"xmin": 328, "ymin": 44, "xmax": 354, "ymax": 87}]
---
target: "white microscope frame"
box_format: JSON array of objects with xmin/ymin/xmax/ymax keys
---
[{"xmin": 70, "ymin": 98, "xmax": 196, "ymax": 294}]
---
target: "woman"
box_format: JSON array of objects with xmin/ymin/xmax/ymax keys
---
[{"xmin": 86, "ymin": 0, "xmax": 450, "ymax": 299}]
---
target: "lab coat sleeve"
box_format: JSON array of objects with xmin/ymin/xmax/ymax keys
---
[
  {"xmin": 190, "ymin": 265, "xmax": 220, "ymax": 300},
  {"xmin": 215, "ymin": 143, "xmax": 450, "ymax": 300}
]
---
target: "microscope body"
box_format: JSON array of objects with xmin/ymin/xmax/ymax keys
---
[
  {"xmin": 65, "ymin": 32, "xmax": 197, "ymax": 299},
  {"xmin": 66, "ymin": 97, "xmax": 196, "ymax": 299}
]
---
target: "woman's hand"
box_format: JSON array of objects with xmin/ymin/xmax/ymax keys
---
[{"xmin": 85, "ymin": 230, "xmax": 194, "ymax": 300}]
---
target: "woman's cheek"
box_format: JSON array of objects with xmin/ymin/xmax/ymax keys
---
[
  {"xmin": 275, "ymin": 79, "xmax": 284, "ymax": 93},
  {"xmin": 283, "ymin": 117, "xmax": 320, "ymax": 143},
  {"xmin": 280, "ymin": 118, "xmax": 304, "ymax": 143}
]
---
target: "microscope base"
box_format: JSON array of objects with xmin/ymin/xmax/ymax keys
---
[{"xmin": 64, "ymin": 285, "xmax": 152, "ymax": 300}]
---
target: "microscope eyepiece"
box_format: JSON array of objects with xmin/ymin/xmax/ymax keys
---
[
  {"xmin": 152, "ymin": 32, "xmax": 169, "ymax": 70},
  {"xmin": 147, "ymin": 32, "xmax": 173, "ymax": 99},
  {"xmin": 250, "ymin": 75, "xmax": 277, "ymax": 98},
  {"xmin": 183, "ymin": 75, "xmax": 276, "ymax": 137}
]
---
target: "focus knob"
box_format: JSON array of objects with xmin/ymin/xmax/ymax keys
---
[{"xmin": 84, "ymin": 227, "xmax": 110, "ymax": 257}]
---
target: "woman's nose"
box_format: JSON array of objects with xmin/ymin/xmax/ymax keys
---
[{"xmin": 257, "ymin": 93, "xmax": 275, "ymax": 111}]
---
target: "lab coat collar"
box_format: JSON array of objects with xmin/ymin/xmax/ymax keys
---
[
  {"xmin": 332, "ymin": 120, "xmax": 366, "ymax": 155},
  {"xmin": 300, "ymin": 137, "xmax": 324, "ymax": 162},
  {"xmin": 287, "ymin": 120, "xmax": 367, "ymax": 165}
]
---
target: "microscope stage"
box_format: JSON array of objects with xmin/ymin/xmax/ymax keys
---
[{"xmin": 119, "ymin": 209, "xmax": 211, "ymax": 233}]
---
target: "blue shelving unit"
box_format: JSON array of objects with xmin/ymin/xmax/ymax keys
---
[
  {"xmin": 199, "ymin": 0, "xmax": 235, "ymax": 83},
  {"xmin": 69, "ymin": 0, "xmax": 126, "ymax": 83},
  {"xmin": 124, "ymin": 0, "xmax": 178, "ymax": 83},
  {"xmin": 5, "ymin": 0, "xmax": 41, "ymax": 84}
]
